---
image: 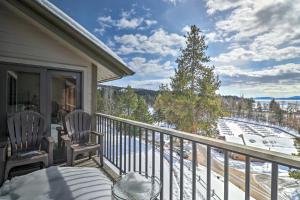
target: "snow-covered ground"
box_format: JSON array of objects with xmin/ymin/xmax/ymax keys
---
[
  {"xmin": 100, "ymin": 118, "xmax": 300, "ymax": 200},
  {"xmin": 107, "ymin": 135, "xmax": 253, "ymax": 200},
  {"xmin": 218, "ymin": 118, "xmax": 299, "ymax": 155},
  {"xmin": 217, "ymin": 118, "xmax": 300, "ymax": 199}
]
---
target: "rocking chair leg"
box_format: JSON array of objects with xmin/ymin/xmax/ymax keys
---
[
  {"xmin": 71, "ymin": 152, "xmax": 76, "ymax": 166},
  {"xmin": 4, "ymin": 165, "xmax": 11, "ymax": 181}
]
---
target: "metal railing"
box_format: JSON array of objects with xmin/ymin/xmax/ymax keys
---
[{"xmin": 96, "ymin": 113, "xmax": 300, "ymax": 200}]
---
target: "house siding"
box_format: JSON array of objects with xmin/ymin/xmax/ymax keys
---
[{"xmin": 0, "ymin": 1, "xmax": 96, "ymax": 114}]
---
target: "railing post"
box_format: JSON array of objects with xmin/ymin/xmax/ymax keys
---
[
  {"xmin": 119, "ymin": 121, "xmax": 123, "ymax": 175},
  {"xmin": 128, "ymin": 124, "xmax": 131, "ymax": 171},
  {"xmin": 112, "ymin": 120, "xmax": 115, "ymax": 163},
  {"xmin": 145, "ymin": 129, "xmax": 148, "ymax": 177},
  {"xmin": 207, "ymin": 146, "xmax": 211, "ymax": 200},
  {"xmin": 139, "ymin": 127, "xmax": 142, "ymax": 174},
  {"xmin": 192, "ymin": 142, "xmax": 197, "ymax": 200},
  {"xmin": 109, "ymin": 119, "xmax": 112, "ymax": 161},
  {"xmin": 116, "ymin": 120, "xmax": 119, "ymax": 168},
  {"xmin": 160, "ymin": 132, "xmax": 164, "ymax": 200},
  {"xmin": 179, "ymin": 138, "xmax": 184, "ymax": 200},
  {"xmin": 271, "ymin": 162, "xmax": 278, "ymax": 200},
  {"xmin": 134, "ymin": 126, "xmax": 136, "ymax": 172},
  {"xmin": 224, "ymin": 150, "xmax": 229, "ymax": 200},
  {"xmin": 245, "ymin": 156, "xmax": 250, "ymax": 200},
  {"xmin": 152, "ymin": 130, "xmax": 155, "ymax": 177},
  {"xmin": 124, "ymin": 123, "xmax": 127, "ymax": 173},
  {"xmin": 169, "ymin": 135, "xmax": 173, "ymax": 200}
]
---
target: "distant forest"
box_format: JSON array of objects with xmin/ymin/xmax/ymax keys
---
[{"xmin": 97, "ymin": 84, "xmax": 300, "ymax": 134}]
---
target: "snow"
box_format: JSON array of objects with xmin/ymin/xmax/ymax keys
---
[
  {"xmin": 109, "ymin": 135, "xmax": 251, "ymax": 200},
  {"xmin": 218, "ymin": 118, "xmax": 299, "ymax": 155},
  {"xmin": 0, "ymin": 167, "xmax": 112, "ymax": 200},
  {"xmin": 113, "ymin": 172, "xmax": 154, "ymax": 199}
]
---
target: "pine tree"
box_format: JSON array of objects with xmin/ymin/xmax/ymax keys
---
[
  {"xmin": 154, "ymin": 25, "xmax": 222, "ymax": 136},
  {"xmin": 117, "ymin": 85, "xmax": 138, "ymax": 118},
  {"xmin": 133, "ymin": 96, "xmax": 153, "ymax": 123}
]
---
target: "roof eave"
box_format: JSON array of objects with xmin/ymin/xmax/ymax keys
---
[{"xmin": 7, "ymin": 0, "xmax": 134, "ymax": 78}]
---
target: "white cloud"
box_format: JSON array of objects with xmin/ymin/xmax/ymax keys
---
[
  {"xmin": 207, "ymin": 0, "xmax": 300, "ymax": 63},
  {"xmin": 128, "ymin": 57, "xmax": 175, "ymax": 78},
  {"xmin": 218, "ymin": 63, "xmax": 300, "ymax": 97},
  {"xmin": 116, "ymin": 17, "xmax": 144, "ymax": 29},
  {"xmin": 126, "ymin": 79, "xmax": 171, "ymax": 90},
  {"xmin": 206, "ymin": 0, "xmax": 245, "ymax": 15},
  {"xmin": 114, "ymin": 28, "xmax": 185, "ymax": 57},
  {"xmin": 217, "ymin": 63, "xmax": 300, "ymax": 77},
  {"xmin": 120, "ymin": 8, "xmax": 136, "ymax": 18},
  {"xmin": 162, "ymin": 0, "xmax": 185, "ymax": 5},
  {"xmin": 96, "ymin": 14, "xmax": 158, "ymax": 33},
  {"xmin": 181, "ymin": 25, "xmax": 190, "ymax": 33},
  {"xmin": 145, "ymin": 19, "xmax": 157, "ymax": 26}
]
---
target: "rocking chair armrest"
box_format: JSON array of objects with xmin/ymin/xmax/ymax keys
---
[
  {"xmin": 90, "ymin": 131, "xmax": 104, "ymax": 146},
  {"xmin": 41, "ymin": 136, "xmax": 54, "ymax": 166},
  {"xmin": 41, "ymin": 136, "xmax": 54, "ymax": 152},
  {"xmin": 90, "ymin": 131, "xmax": 104, "ymax": 137},
  {"xmin": 61, "ymin": 135, "xmax": 72, "ymax": 147},
  {"xmin": 56, "ymin": 126, "xmax": 66, "ymax": 135}
]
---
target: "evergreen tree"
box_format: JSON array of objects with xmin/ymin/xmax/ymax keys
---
[
  {"xmin": 96, "ymin": 89, "xmax": 104, "ymax": 112},
  {"xmin": 117, "ymin": 85, "xmax": 138, "ymax": 118},
  {"xmin": 154, "ymin": 25, "xmax": 222, "ymax": 136},
  {"xmin": 133, "ymin": 96, "xmax": 153, "ymax": 123}
]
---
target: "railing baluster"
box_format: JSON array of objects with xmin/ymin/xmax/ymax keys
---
[
  {"xmin": 207, "ymin": 146, "xmax": 211, "ymax": 200},
  {"xmin": 152, "ymin": 130, "xmax": 155, "ymax": 177},
  {"xmin": 124, "ymin": 123, "xmax": 127, "ymax": 173},
  {"xmin": 180, "ymin": 138, "xmax": 184, "ymax": 200},
  {"xmin": 139, "ymin": 127, "xmax": 142, "ymax": 174},
  {"xmin": 103, "ymin": 117, "xmax": 105, "ymax": 157},
  {"xmin": 98, "ymin": 115, "xmax": 101, "ymax": 157},
  {"xmin": 245, "ymin": 156, "xmax": 250, "ymax": 200},
  {"xmin": 145, "ymin": 129, "xmax": 148, "ymax": 177},
  {"xmin": 119, "ymin": 121, "xmax": 123, "ymax": 174},
  {"xmin": 128, "ymin": 124, "xmax": 131, "ymax": 171},
  {"xmin": 160, "ymin": 132, "xmax": 164, "ymax": 200},
  {"xmin": 134, "ymin": 126, "xmax": 136, "ymax": 171},
  {"xmin": 192, "ymin": 142, "xmax": 197, "ymax": 200},
  {"xmin": 169, "ymin": 135, "xmax": 173, "ymax": 200},
  {"xmin": 271, "ymin": 162, "xmax": 278, "ymax": 200},
  {"xmin": 113, "ymin": 120, "xmax": 115, "ymax": 163},
  {"xmin": 106, "ymin": 118, "xmax": 108, "ymax": 158},
  {"xmin": 224, "ymin": 150, "xmax": 229, "ymax": 200},
  {"xmin": 109, "ymin": 119, "xmax": 112, "ymax": 161},
  {"xmin": 116, "ymin": 120, "xmax": 119, "ymax": 168}
]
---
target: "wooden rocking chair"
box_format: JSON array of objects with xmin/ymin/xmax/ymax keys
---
[
  {"xmin": 61, "ymin": 110, "xmax": 103, "ymax": 166},
  {"xmin": 3, "ymin": 111, "xmax": 54, "ymax": 180}
]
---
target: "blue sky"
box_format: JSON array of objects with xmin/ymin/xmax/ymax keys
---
[{"xmin": 49, "ymin": 0, "xmax": 300, "ymax": 98}]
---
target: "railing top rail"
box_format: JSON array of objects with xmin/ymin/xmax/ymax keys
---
[{"xmin": 96, "ymin": 112, "xmax": 300, "ymax": 168}]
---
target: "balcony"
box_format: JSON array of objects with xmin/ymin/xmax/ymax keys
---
[
  {"xmin": 1, "ymin": 113, "xmax": 300, "ymax": 200},
  {"xmin": 95, "ymin": 113, "xmax": 300, "ymax": 200}
]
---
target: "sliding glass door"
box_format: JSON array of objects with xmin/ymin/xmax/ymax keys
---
[
  {"xmin": 47, "ymin": 70, "xmax": 81, "ymax": 162},
  {"xmin": 0, "ymin": 64, "xmax": 82, "ymax": 163},
  {"xmin": 0, "ymin": 65, "xmax": 46, "ymax": 141}
]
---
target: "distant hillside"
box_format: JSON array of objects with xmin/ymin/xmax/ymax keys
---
[
  {"xmin": 98, "ymin": 84, "xmax": 159, "ymax": 105},
  {"xmin": 255, "ymin": 96, "xmax": 300, "ymax": 100},
  {"xmin": 98, "ymin": 84, "xmax": 256, "ymax": 107}
]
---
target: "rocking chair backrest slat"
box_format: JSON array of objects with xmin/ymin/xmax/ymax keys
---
[
  {"xmin": 7, "ymin": 111, "xmax": 46, "ymax": 155},
  {"xmin": 64, "ymin": 110, "xmax": 91, "ymax": 144},
  {"xmin": 26, "ymin": 113, "xmax": 34, "ymax": 148}
]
